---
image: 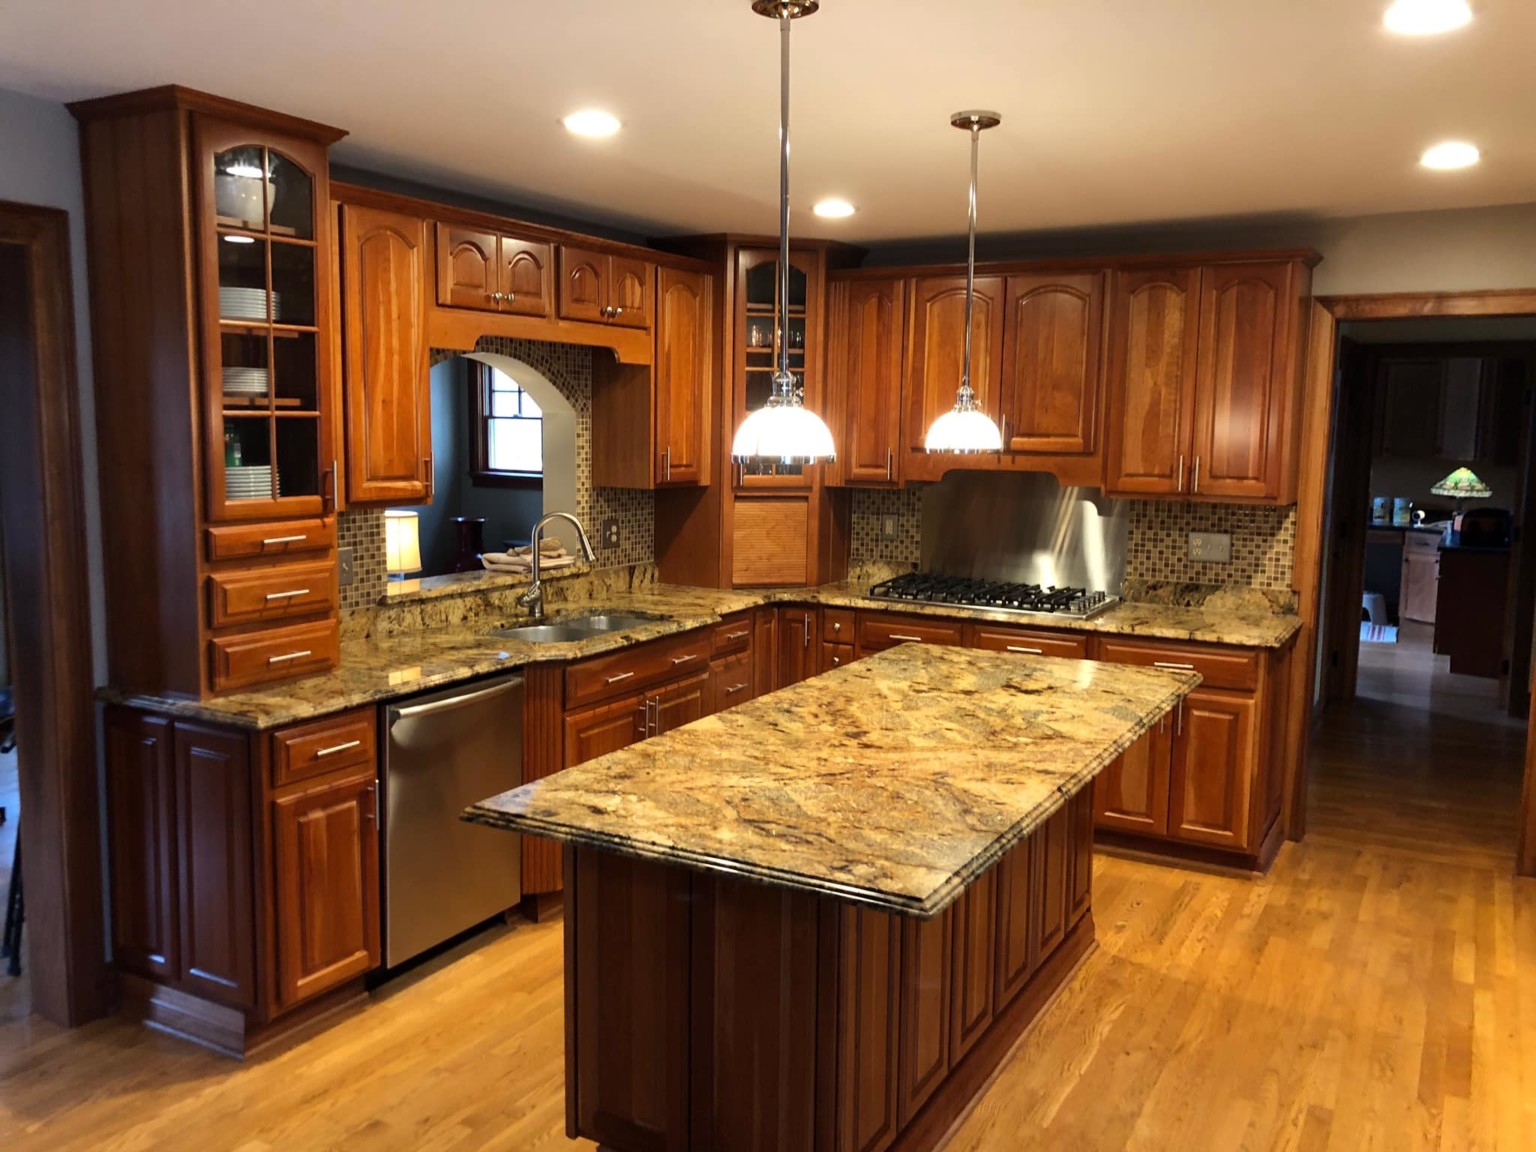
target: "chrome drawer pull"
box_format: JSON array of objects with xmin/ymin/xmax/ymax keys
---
[
  {"xmin": 1006, "ymin": 645, "xmax": 1044, "ymax": 655},
  {"xmin": 1153, "ymin": 661, "xmax": 1196, "ymax": 671},
  {"xmin": 316, "ymin": 739, "xmax": 362, "ymax": 758},
  {"xmin": 605, "ymin": 671, "xmax": 636, "ymax": 684},
  {"xmin": 723, "ymin": 629, "xmax": 750, "ymax": 641},
  {"xmin": 672, "ymin": 653, "xmax": 699, "ymax": 665},
  {"xmin": 264, "ymin": 588, "xmax": 311, "ymax": 601},
  {"xmin": 267, "ymin": 650, "xmax": 313, "ymax": 665},
  {"xmin": 725, "ymin": 683, "xmax": 749, "ymax": 695},
  {"xmin": 261, "ymin": 534, "xmax": 307, "ymax": 546},
  {"xmin": 889, "ymin": 634, "xmax": 923, "ymax": 643}
]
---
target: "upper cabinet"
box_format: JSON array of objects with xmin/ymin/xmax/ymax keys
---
[
  {"xmin": 999, "ymin": 272, "xmax": 1105, "ymax": 459},
  {"xmin": 828, "ymin": 277, "xmax": 906, "ymax": 487},
  {"xmin": 1105, "ymin": 257, "xmax": 1311, "ymax": 503},
  {"xmin": 340, "ymin": 203, "xmax": 432, "ymax": 505},
  {"xmin": 654, "ymin": 267, "xmax": 714, "ymax": 486},
  {"xmin": 559, "ymin": 245, "xmax": 653, "ymax": 329},
  {"xmin": 435, "ymin": 224, "xmax": 553, "ymax": 318},
  {"xmin": 904, "ymin": 275, "xmax": 1005, "ymax": 456},
  {"xmin": 196, "ymin": 119, "xmax": 338, "ymax": 523}
]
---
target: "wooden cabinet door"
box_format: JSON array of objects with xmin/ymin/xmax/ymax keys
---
[
  {"xmin": 105, "ymin": 709, "xmax": 179, "ymax": 983},
  {"xmin": 836, "ymin": 906, "xmax": 902, "ymax": 1152},
  {"xmin": 1191, "ymin": 261, "xmax": 1296, "ymax": 500},
  {"xmin": 947, "ymin": 868, "xmax": 997, "ymax": 1064},
  {"xmin": 833, "ymin": 278, "xmax": 906, "ymax": 485},
  {"xmin": 609, "ymin": 255, "xmax": 653, "ymax": 329},
  {"xmin": 172, "ymin": 722, "xmax": 256, "ymax": 1009},
  {"xmin": 435, "ymin": 224, "xmax": 499, "ymax": 309},
  {"xmin": 564, "ymin": 691, "xmax": 647, "ymax": 767},
  {"xmin": 1401, "ymin": 549, "xmax": 1440, "ymax": 624},
  {"xmin": 774, "ymin": 608, "xmax": 819, "ymax": 688},
  {"xmin": 655, "ymin": 266, "xmax": 712, "ymax": 485},
  {"xmin": 753, "ymin": 608, "xmax": 777, "ymax": 698},
  {"xmin": 999, "ymin": 272, "xmax": 1105, "ymax": 456},
  {"xmin": 992, "ymin": 840, "xmax": 1035, "ymax": 1012},
  {"xmin": 497, "ymin": 235, "xmax": 553, "ymax": 317},
  {"xmin": 559, "ymin": 245, "xmax": 607, "ymax": 324},
  {"xmin": 1104, "ymin": 267, "xmax": 1200, "ymax": 496},
  {"xmin": 341, "ymin": 204, "xmax": 431, "ymax": 504},
  {"xmin": 1032, "ymin": 807, "xmax": 1070, "ymax": 962},
  {"xmin": 897, "ymin": 907, "xmax": 952, "ymax": 1127},
  {"xmin": 1169, "ymin": 689, "xmax": 1257, "ymax": 850},
  {"xmin": 654, "ymin": 670, "xmax": 710, "ymax": 735},
  {"xmin": 1067, "ymin": 788, "xmax": 1094, "ymax": 929},
  {"xmin": 1093, "ymin": 722, "xmax": 1172, "ymax": 837},
  {"xmin": 272, "ymin": 769, "xmax": 380, "ymax": 1009},
  {"xmin": 904, "ymin": 275, "xmax": 1005, "ymax": 453}
]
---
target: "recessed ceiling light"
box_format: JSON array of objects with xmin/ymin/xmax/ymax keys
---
[
  {"xmin": 562, "ymin": 109, "xmax": 621, "ymax": 138},
  {"xmin": 813, "ymin": 198, "xmax": 857, "ymax": 219},
  {"xmin": 1420, "ymin": 140, "xmax": 1480, "ymax": 170},
  {"xmin": 1384, "ymin": 0, "xmax": 1472, "ymax": 35}
]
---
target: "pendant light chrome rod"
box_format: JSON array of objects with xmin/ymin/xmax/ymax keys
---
[
  {"xmin": 962, "ymin": 120, "xmax": 979, "ymax": 400},
  {"xmin": 777, "ymin": 9, "xmax": 793, "ymax": 396}
]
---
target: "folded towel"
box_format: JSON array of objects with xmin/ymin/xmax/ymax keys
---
[{"xmin": 481, "ymin": 551, "xmax": 579, "ymax": 573}]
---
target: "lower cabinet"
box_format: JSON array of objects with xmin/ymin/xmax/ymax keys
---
[
  {"xmin": 776, "ymin": 606, "xmax": 820, "ymax": 688},
  {"xmin": 564, "ymin": 691, "xmax": 647, "ymax": 766},
  {"xmin": 1169, "ymin": 688, "xmax": 1257, "ymax": 850},
  {"xmin": 1094, "ymin": 718, "xmax": 1173, "ymax": 837}
]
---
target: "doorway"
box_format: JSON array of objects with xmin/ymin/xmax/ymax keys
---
[{"xmin": 1291, "ymin": 294, "xmax": 1536, "ymax": 876}]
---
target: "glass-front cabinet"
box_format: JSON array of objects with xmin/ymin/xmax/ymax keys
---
[
  {"xmin": 196, "ymin": 119, "xmax": 335, "ymax": 522},
  {"xmin": 733, "ymin": 246, "xmax": 823, "ymax": 490}
]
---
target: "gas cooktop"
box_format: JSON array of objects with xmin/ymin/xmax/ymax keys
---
[{"xmin": 868, "ymin": 572, "xmax": 1118, "ymax": 620}]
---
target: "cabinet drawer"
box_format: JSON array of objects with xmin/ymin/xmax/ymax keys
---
[
  {"xmin": 207, "ymin": 560, "xmax": 339, "ymax": 628},
  {"xmin": 566, "ymin": 630, "xmax": 714, "ymax": 709},
  {"xmin": 712, "ymin": 614, "xmax": 755, "ymax": 656},
  {"xmin": 968, "ymin": 626, "xmax": 1088, "ymax": 660},
  {"xmin": 710, "ymin": 650, "xmax": 754, "ymax": 713},
  {"xmin": 1094, "ymin": 639, "xmax": 1259, "ymax": 692},
  {"xmin": 1404, "ymin": 531, "xmax": 1441, "ymax": 554},
  {"xmin": 857, "ymin": 612, "xmax": 964, "ymax": 655},
  {"xmin": 271, "ymin": 708, "xmax": 377, "ymax": 789},
  {"xmin": 209, "ymin": 619, "xmax": 341, "ymax": 694},
  {"xmin": 821, "ymin": 641, "xmax": 855, "ymax": 672},
  {"xmin": 205, "ymin": 518, "xmax": 336, "ymax": 563},
  {"xmin": 821, "ymin": 608, "xmax": 855, "ymax": 644}
]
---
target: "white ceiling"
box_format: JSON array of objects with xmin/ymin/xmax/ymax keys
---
[{"xmin": 2, "ymin": 0, "xmax": 1533, "ymax": 243}]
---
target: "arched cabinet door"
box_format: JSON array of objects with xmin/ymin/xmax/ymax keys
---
[
  {"xmin": 904, "ymin": 275, "xmax": 1005, "ymax": 455},
  {"xmin": 498, "ymin": 238, "xmax": 552, "ymax": 318},
  {"xmin": 608, "ymin": 256, "xmax": 652, "ymax": 329},
  {"xmin": 195, "ymin": 119, "xmax": 336, "ymax": 523},
  {"xmin": 559, "ymin": 245, "xmax": 607, "ymax": 324},
  {"xmin": 435, "ymin": 225, "xmax": 498, "ymax": 309},
  {"xmin": 340, "ymin": 204, "xmax": 431, "ymax": 504},
  {"xmin": 999, "ymin": 272, "xmax": 1105, "ymax": 456}
]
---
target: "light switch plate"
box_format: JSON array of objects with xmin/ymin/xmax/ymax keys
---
[
  {"xmin": 1188, "ymin": 531, "xmax": 1232, "ymax": 563},
  {"xmin": 338, "ymin": 546, "xmax": 355, "ymax": 586},
  {"xmin": 601, "ymin": 518, "xmax": 620, "ymax": 550}
]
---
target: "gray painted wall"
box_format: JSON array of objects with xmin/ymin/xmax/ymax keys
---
[{"xmin": 0, "ymin": 86, "xmax": 104, "ymax": 684}]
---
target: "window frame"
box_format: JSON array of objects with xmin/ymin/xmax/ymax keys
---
[{"xmin": 469, "ymin": 361, "xmax": 544, "ymax": 489}]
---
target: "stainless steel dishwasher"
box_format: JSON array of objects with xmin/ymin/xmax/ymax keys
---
[{"xmin": 383, "ymin": 673, "xmax": 523, "ymax": 967}]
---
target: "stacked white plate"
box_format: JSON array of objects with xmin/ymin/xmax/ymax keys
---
[
  {"xmin": 219, "ymin": 287, "xmax": 280, "ymax": 322},
  {"xmin": 226, "ymin": 464, "xmax": 275, "ymax": 500},
  {"xmin": 222, "ymin": 366, "xmax": 270, "ymax": 396}
]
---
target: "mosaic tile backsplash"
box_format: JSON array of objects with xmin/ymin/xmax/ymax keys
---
[
  {"xmin": 849, "ymin": 487, "xmax": 1297, "ymax": 594},
  {"xmin": 339, "ymin": 337, "xmax": 654, "ymax": 611}
]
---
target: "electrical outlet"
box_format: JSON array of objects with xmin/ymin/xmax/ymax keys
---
[
  {"xmin": 879, "ymin": 514, "xmax": 899, "ymax": 541},
  {"xmin": 1188, "ymin": 531, "xmax": 1232, "ymax": 563},
  {"xmin": 337, "ymin": 546, "xmax": 355, "ymax": 586},
  {"xmin": 601, "ymin": 518, "xmax": 620, "ymax": 550}
]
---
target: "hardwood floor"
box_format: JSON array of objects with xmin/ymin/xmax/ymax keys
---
[{"xmin": 1, "ymin": 712, "xmax": 1533, "ymax": 1150}]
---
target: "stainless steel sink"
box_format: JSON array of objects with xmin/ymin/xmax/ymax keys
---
[{"xmin": 489, "ymin": 612, "xmax": 660, "ymax": 643}]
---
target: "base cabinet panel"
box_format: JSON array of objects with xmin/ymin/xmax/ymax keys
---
[
  {"xmin": 1169, "ymin": 690, "xmax": 1257, "ymax": 850},
  {"xmin": 897, "ymin": 908, "xmax": 953, "ymax": 1127},
  {"xmin": 105, "ymin": 709, "xmax": 180, "ymax": 983},
  {"xmin": 836, "ymin": 906, "xmax": 902, "ymax": 1152},
  {"xmin": 1093, "ymin": 723, "xmax": 1172, "ymax": 837}
]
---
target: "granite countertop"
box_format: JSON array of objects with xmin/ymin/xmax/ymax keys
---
[
  {"xmin": 465, "ymin": 645, "xmax": 1199, "ymax": 917},
  {"xmin": 97, "ymin": 580, "xmax": 1298, "ymax": 730}
]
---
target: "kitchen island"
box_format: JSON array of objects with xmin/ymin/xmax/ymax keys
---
[{"xmin": 467, "ymin": 645, "xmax": 1198, "ymax": 1152}]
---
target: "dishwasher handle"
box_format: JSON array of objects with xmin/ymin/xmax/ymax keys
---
[{"xmin": 391, "ymin": 677, "xmax": 523, "ymax": 720}]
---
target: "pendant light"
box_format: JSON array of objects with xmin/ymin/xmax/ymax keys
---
[
  {"xmin": 731, "ymin": 0, "xmax": 837, "ymax": 465},
  {"xmin": 925, "ymin": 111, "xmax": 1004, "ymax": 454}
]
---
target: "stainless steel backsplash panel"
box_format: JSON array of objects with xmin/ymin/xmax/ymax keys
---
[{"xmin": 920, "ymin": 471, "xmax": 1128, "ymax": 591}]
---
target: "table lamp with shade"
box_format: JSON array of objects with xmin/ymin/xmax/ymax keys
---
[
  {"xmin": 384, "ymin": 509, "xmax": 422, "ymax": 580},
  {"xmin": 1430, "ymin": 466, "xmax": 1491, "ymax": 514}
]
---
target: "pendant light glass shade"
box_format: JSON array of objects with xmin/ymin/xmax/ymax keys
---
[
  {"xmin": 926, "ymin": 110, "xmax": 1003, "ymax": 454},
  {"xmin": 732, "ymin": 0, "xmax": 836, "ymax": 465}
]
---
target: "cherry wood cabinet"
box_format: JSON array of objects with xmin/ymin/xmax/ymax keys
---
[
  {"xmin": 998, "ymin": 272, "xmax": 1105, "ymax": 461},
  {"xmin": 991, "ymin": 836, "xmax": 1036, "ymax": 1010},
  {"xmin": 835, "ymin": 905, "xmax": 902, "ymax": 1152},
  {"xmin": 828, "ymin": 277, "xmax": 906, "ymax": 487},
  {"xmin": 559, "ymin": 245, "xmax": 653, "ymax": 329},
  {"xmin": 1169, "ymin": 689, "xmax": 1257, "ymax": 850},
  {"xmin": 340, "ymin": 203, "xmax": 432, "ymax": 505},
  {"xmin": 947, "ymin": 869, "xmax": 997, "ymax": 1064},
  {"xmin": 105, "ymin": 710, "xmax": 179, "ymax": 984},
  {"xmin": 564, "ymin": 691, "xmax": 647, "ymax": 767},
  {"xmin": 896, "ymin": 906, "xmax": 952, "ymax": 1126},
  {"xmin": 1093, "ymin": 722, "xmax": 1173, "ymax": 837},
  {"xmin": 775, "ymin": 607, "xmax": 820, "ymax": 689},
  {"xmin": 272, "ymin": 768, "xmax": 380, "ymax": 1009},
  {"xmin": 435, "ymin": 223, "xmax": 552, "ymax": 318},
  {"xmin": 653, "ymin": 267, "xmax": 713, "ymax": 485},
  {"xmin": 904, "ymin": 274, "xmax": 1005, "ymax": 459}
]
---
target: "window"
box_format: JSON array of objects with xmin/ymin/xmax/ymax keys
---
[{"xmin": 472, "ymin": 363, "xmax": 543, "ymax": 485}]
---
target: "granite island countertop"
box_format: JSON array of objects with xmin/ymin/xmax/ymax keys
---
[
  {"xmin": 465, "ymin": 644, "xmax": 1199, "ymax": 917},
  {"xmin": 98, "ymin": 579, "xmax": 1294, "ymax": 730}
]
